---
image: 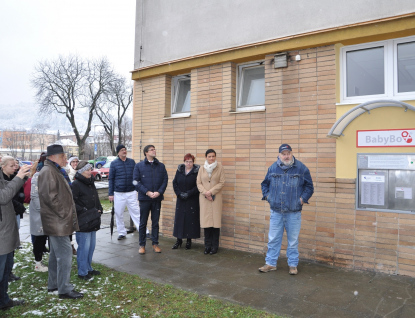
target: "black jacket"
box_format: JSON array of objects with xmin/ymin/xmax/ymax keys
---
[
  {"xmin": 72, "ymin": 173, "xmax": 103, "ymax": 214},
  {"xmin": 133, "ymin": 158, "xmax": 168, "ymax": 201},
  {"xmin": 172, "ymin": 164, "xmax": 200, "ymax": 239},
  {"xmin": 3, "ymin": 172, "xmax": 25, "ymax": 218}
]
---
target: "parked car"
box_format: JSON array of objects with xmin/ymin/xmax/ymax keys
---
[
  {"xmin": 92, "ymin": 161, "xmax": 111, "ymax": 181},
  {"xmin": 88, "ymin": 156, "xmax": 107, "ymax": 169}
]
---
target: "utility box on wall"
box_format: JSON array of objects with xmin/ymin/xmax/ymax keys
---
[{"xmin": 357, "ymin": 153, "xmax": 415, "ymax": 214}]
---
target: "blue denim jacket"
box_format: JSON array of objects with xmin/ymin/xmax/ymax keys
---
[{"xmin": 261, "ymin": 157, "xmax": 314, "ymax": 213}]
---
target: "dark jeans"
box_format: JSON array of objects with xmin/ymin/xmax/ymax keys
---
[
  {"xmin": 204, "ymin": 227, "xmax": 220, "ymax": 249},
  {"xmin": 0, "ymin": 252, "xmax": 14, "ymax": 307},
  {"xmin": 139, "ymin": 200, "xmax": 161, "ymax": 246},
  {"xmin": 33, "ymin": 235, "xmax": 48, "ymax": 262}
]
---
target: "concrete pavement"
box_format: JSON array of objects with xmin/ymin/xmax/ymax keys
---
[{"xmin": 19, "ymin": 214, "xmax": 415, "ymax": 318}]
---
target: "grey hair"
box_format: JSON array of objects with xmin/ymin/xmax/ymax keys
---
[{"xmin": 0, "ymin": 156, "xmax": 15, "ymax": 168}]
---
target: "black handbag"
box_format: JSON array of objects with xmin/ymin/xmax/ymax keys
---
[{"xmin": 77, "ymin": 207, "xmax": 101, "ymax": 232}]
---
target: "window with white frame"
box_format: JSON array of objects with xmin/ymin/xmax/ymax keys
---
[
  {"xmin": 171, "ymin": 74, "xmax": 191, "ymax": 115},
  {"xmin": 341, "ymin": 36, "xmax": 415, "ymax": 103},
  {"xmin": 238, "ymin": 62, "xmax": 265, "ymax": 109}
]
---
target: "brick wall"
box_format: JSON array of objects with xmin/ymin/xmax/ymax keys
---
[{"xmin": 133, "ymin": 44, "xmax": 415, "ymax": 276}]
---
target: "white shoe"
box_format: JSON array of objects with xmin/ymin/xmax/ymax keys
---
[{"xmin": 35, "ymin": 261, "xmax": 48, "ymax": 272}]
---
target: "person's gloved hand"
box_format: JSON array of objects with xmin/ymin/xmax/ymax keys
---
[{"xmin": 180, "ymin": 192, "xmax": 189, "ymax": 200}]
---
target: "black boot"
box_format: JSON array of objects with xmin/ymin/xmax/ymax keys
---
[
  {"xmin": 172, "ymin": 239, "xmax": 182, "ymax": 249},
  {"xmin": 185, "ymin": 239, "xmax": 192, "ymax": 250}
]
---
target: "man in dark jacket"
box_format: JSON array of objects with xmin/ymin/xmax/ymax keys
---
[
  {"xmin": 38, "ymin": 144, "xmax": 83, "ymax": 299},
  {"xmin": 108, "ymin": 145, "xmax": 140, "ymax": 241},
  {"xmin": 133, "ymin": 145, "xmax": 168, "ymax": 254},
  {"xmin": 259, "ymin": 144, "xmax": 314, "ymax": 275}
]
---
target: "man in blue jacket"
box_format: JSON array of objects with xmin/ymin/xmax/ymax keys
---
[
  {"xmin": 259, "ymin": 144, "xmax": 314, "ymax": 275},
  {"xmin": 133, "ymin": 145, "xmax": 168, "ymax": 254},
  {"xmin": 108, "ymin": 145, "xmax": 140, "ymax": 241}
]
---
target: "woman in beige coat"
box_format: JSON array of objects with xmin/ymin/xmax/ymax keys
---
[{"xmin": 197, "ymin": 149, "xmax": 225, "ymax": 255}]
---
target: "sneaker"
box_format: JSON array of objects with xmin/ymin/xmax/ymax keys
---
[
  {"xmin": 8, "ymin": 272, "xmax": 21, "ymax": 282},
  {"xmin": 0, "ymin": 299, "xmax": 24, "ymax": 311},
  {"xmin": 289, "ymin": 266, "xmax": 298, "ymax": 275},
  {"xmin": 78, "ymin": 274, "xmax": 93, "ymax": 280},
  {"xmin": 258, "ymin": 264, "xmax": 277, "ymax": 273},
  {"xmin": 117, "ymin": 235, "xmax": 126, "ymax": 241},
  {"xmin": 35, "ymin": 262, "xmax": 48, "ymax": 272},
  {"xmin": 88, "ymin": 270, "xmax": 101, "ymax": 276}
]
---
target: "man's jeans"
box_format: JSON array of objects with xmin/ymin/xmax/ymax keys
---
[
  {"xmin": 0, "ymin": 252, "xmax": 13, "ymax": 307},
  {"xmin": 265, "ymin": 211, "xmax": 301, "ymax": 267},
  {"xmin": 76, "ymin": 231, "xmax": 96, "ymax": 276},
  {"xmin": 48, "ymin": 236, "xmax": 73, "ymax": 294},
  {"xmin": 139, "ymin": 201, "xmax": 161, "ymax": 246}
]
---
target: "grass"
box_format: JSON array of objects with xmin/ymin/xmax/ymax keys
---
[
  {"xmin": 100, "ymin": 199, "xmax": 112, "ymax": 213},
  {"xmin": 7, "ymin": 243, "xmax": 279, "ymax": 318}
]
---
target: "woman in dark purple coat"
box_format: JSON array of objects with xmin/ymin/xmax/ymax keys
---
[{"xmin": 172, "ymin": 153, "xmax": 200, "ymax": 250}]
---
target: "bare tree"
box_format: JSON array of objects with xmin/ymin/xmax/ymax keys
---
[
  {"xmin": 95, "ymin": 75, "xmax": 133, "ymax": 154},
  {"xmin": 32, "ymin": 55, "xmax": 116, "ymax": 157}
]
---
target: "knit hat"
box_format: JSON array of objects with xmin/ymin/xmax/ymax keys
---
[
  {"xmin": 116, "ymin": 144, "xmax": 126, "ymax": 154},
  {"xmin": 76, "ymin": 160, "xmax": 93, "ymax": 173},
  {"xmin": 46, "ymin": 144, "xmax": 64, "ymax": 156},
  {"xmin": 68, "ymin": 156, "xmax": 79, "ymax": 165}
]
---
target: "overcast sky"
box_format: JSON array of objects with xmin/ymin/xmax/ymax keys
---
[{"xmin": 0, "ymin": 0, "xmax": 136, "ymax": 106}]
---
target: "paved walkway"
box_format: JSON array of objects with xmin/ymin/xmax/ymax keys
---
[{"xmin": 19, "ymin": 215, "xmax": 415, "ymax": 318}]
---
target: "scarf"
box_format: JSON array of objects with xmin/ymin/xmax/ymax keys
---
[
  {"xmin": 47, "ymin": 159, "xmax": 72, "ymax": 186},
  {"xmin": 204, "ymin": 160, "xmax": 217, "ymax": 178}
]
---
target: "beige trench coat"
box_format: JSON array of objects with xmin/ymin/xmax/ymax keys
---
[{"xmin": 197, "ymin": 162, "xmax": 225, "ymax": 228}]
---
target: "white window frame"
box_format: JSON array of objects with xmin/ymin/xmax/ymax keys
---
[
  {"xmin": 171, "ymin": 74, "xmax": 191, "ymax": 117},
  {"xmin": 237, "ymin": 61, "xmax": 265, "ymax": 111},
  {"xmin": 340, "ymin": 35, "xmax": 415, "ymax": 104}
]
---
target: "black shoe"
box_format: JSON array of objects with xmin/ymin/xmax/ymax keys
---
[
  {"xmin": 204, "ymin": 247, "xmax": 211, "ymax": 255},
  {"xmin": 9, "ymin": 272, "xmax": 21, "ymax": 282},
  {"xmin": 185, "ymin": 239, "xmax": 192, "ymax": 250},
  {"xmin": 78, "ymin": 274, "xmax": 93, "ymax": 280},
  {"xmin": 88, "ymin": 270, "xmax": 101, "ymax": 276},
  {"xmin": 210, "ymin": 248, "xmax": 218, "ymax": 255},
  {"xmin": 0, "ymin": 299, "xmax": 24, "ymax": 311},
  {"xmin": 48, "ymin": 288, "xmax": 58, "ymax": 293},
  {"xmin": 172, "ymin": 239, "xmax": 183, "ymax": 249},
  {"xmin": 117, "ymin": 235, "xmax": 126, "ymax": 240},
  {"xmin": 59, "ymin": 290, "xmax": 84, "ymax": 299}
]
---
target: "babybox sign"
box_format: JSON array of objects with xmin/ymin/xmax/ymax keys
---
[{"xmin": 357, "ymin": 129, "xmax": 415, "ymax": 147}]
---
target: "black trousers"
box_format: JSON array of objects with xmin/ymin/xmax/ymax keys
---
[
  {"xmin": 139, "ymin": 200, "xmax": 161, "ymax": 246},
  {"xmin": 33, "ymin": 235, "xmax": 48, "ymax": 262},
  {"xmin": 204, "ymin": 227, "xmax": 220, "ymax": 249}
]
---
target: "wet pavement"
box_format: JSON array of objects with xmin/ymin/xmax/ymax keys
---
[{"xmin": 19, "ymin": 214, "xmax": 415, "ymax": 318}]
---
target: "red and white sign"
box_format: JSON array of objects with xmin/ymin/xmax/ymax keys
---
[{"xmin": 357, "ymin": 129, "xmax": 415, "ymax": 147}]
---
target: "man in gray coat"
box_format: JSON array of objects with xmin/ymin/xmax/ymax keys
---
[
  {"xmin": 0, "ymin": 163, "xmax": 30, "ymax": 311},
  {"xmin": 38, "ymin": 144, "xmax": 83, "ymax": 299}
]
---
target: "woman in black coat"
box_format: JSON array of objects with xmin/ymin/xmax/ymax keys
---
[
  {"xmin": 71, "ymin": 161, "xmax": 103, "ymax": 280},
  {"xmin": 172, "ymin": 153, "xmax": 200, "ymax": 250}
]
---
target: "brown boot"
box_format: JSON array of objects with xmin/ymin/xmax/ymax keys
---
[
  {"xmin": 138, "ymin": 246, "xmax": 146, "ymax": 254},
  {"xmin": 152, "ymin": 245, "xmax": 161, "ymax": 253}
]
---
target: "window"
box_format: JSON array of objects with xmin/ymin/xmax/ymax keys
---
[
  {"xmin": 237, "ymin": 62, "xmax": 265, "ymax": 109},
  {"xmin": 171, "ymin": 74, "xmax": 191, "ymax": 116},
  {"xmin": 341, "ymin": 36, "xmax": 415, "ymax": 103}
]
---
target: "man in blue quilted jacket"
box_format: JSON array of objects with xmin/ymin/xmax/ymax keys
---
[
  {"xmin": 133, "ymin": 145, "xmax": 168, "ymax": 254},
  {"xmin": 259, "ymin": 144, "xmax": 314, "ymax": 275},
  {"xmin": 108, "ymin": 145, "xmax": 140, "ymax": 241}
]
